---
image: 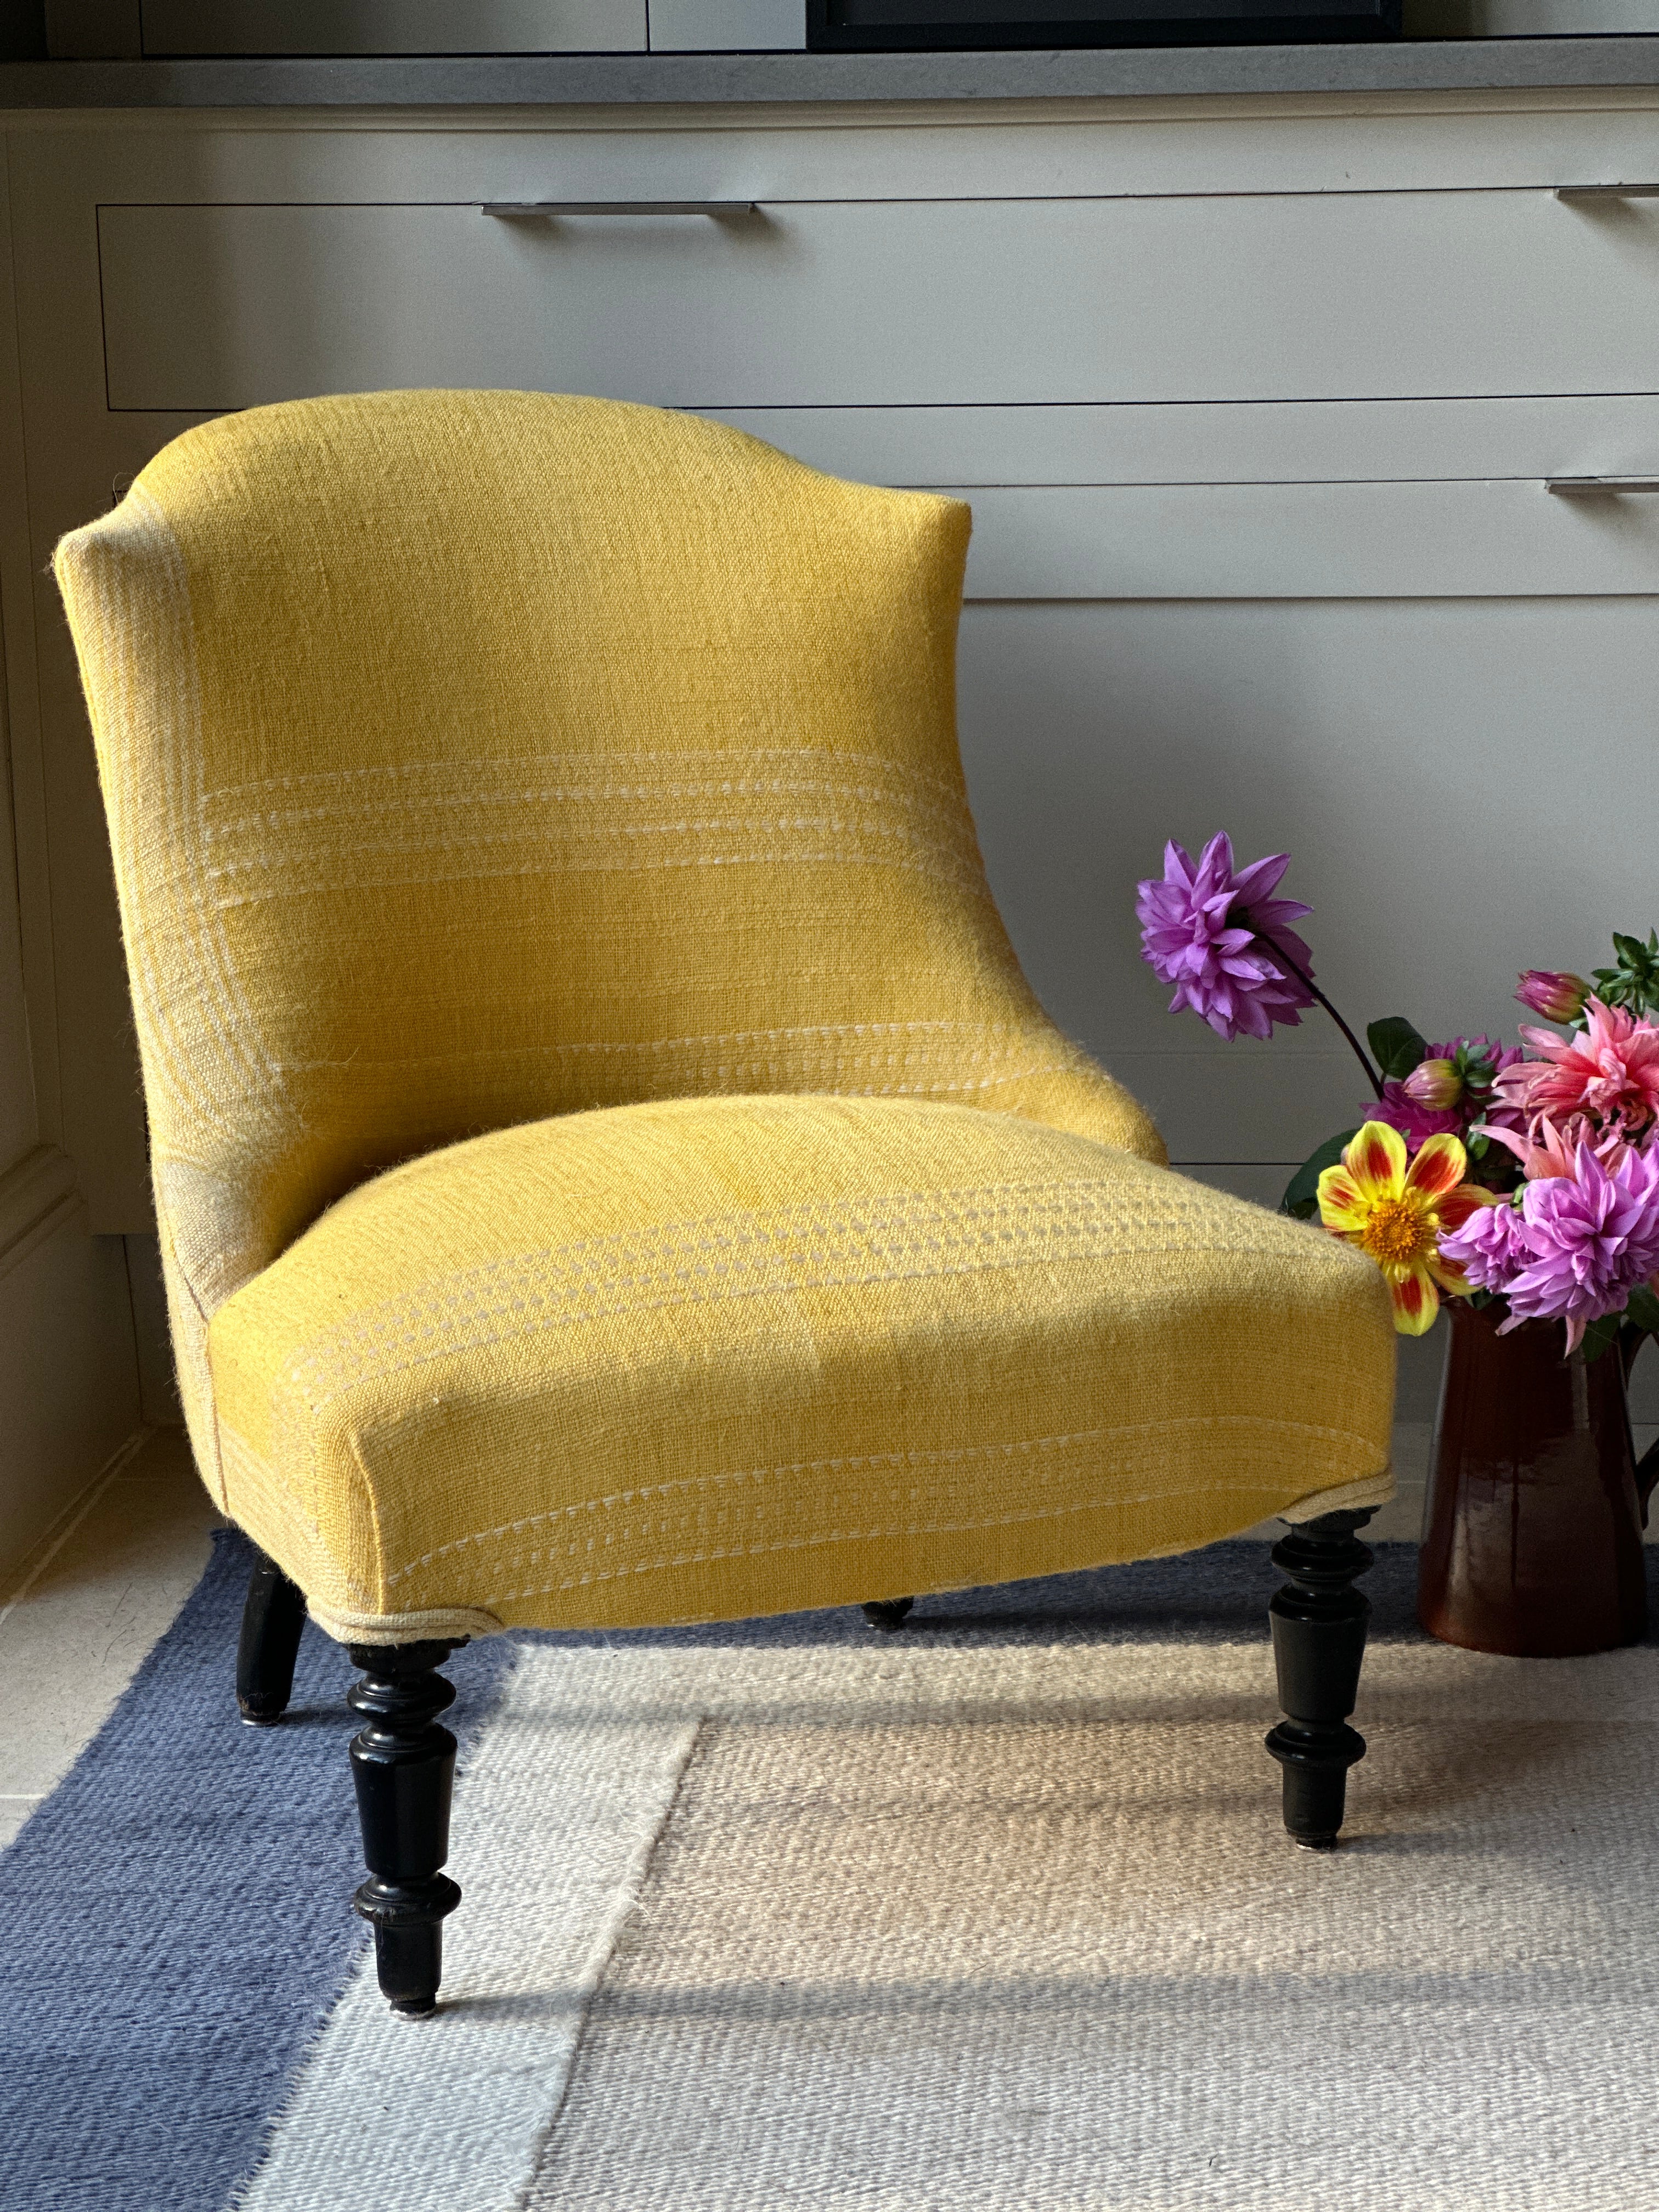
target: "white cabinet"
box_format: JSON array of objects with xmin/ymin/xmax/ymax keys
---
[
  {"xmin": 7, "ymin": 101, "xmax": 1659, "ymax": 1229},
  {"xmin": 100, "ymin": 190, "xmax": 1659, "ymax": 413}
]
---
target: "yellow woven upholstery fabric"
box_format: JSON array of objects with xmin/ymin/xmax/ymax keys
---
[
  {"xmin": 207, "ymin": 1093, "xmax": 1392, "ymax": 1641},
  {"xmin": 55, "ymin": 390, "xmax": 1395, "ymax": 1640}
]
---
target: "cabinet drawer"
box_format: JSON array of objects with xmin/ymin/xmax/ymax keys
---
[
  {"xmin": 707, "ymin": 395, "xmax": 1659, "ymax": 488},
  {"xmin": 93, "ymin": 393, "xmax": 1659, "ymax": 599},
  {"xmin": 707, "ymin": 396, "xmax": 1659, "ymax": 595},
  {"xmin": 960, "ymin": 480, "xmax": 1659, "ymax": 599},
  {"xmin": 99, "ymin": 191, "xmax": 1659, "ymax": 414}
]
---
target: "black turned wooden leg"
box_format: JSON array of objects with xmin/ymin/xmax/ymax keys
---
[
  {"xmin": 1265, "ymin": 1509, "xmax": 1376, "ymax": 1849},
  {"xmin": 236, "ymin": 1550, "xmax": 308, "ymax": 1724},
  {"xmin": 347, "ymin": 1639, "xmax": 467, "ymax": 2018},
  {"xmin": 861, "ymin": 1598, "xmax": 914, "ymax": 1632}
]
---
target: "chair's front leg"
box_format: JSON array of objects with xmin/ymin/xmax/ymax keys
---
[
  {"xmin": 347, "ymin": 1639, "xmax": 467, "ymax": 2016},
  {"xmin": 1265, "ymin": 1509, "xmax": 1376, "ymax": 1848},
  {"xmin": 236, "ymin": 1549, "xmax": 308, "ymax": 1724}
]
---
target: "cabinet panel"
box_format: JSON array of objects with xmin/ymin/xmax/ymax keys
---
[
  {"xmin": 140, "ymin": 2, "xmax": 648, "ymax": 54},
  {"xmin": 25, "ymin": 107, "xmax": 1659, "ymax": 208},
  {"xmin": 0, "ymin": 751, "xmax": 38, "ymax": 1175},
  {"xmin": 649, "ymin": 0, "xmax": 806, "ymax": 42},
  {"xmin": 706, "ymin": 396, "xmax": 1659, "ymax": 487},
  {"xmin": 955, "ymin": 598, "xmax": 1659, "ymax": 1163},
  {"xmin": 961, "ymin": 480, "xmax": 1659, "ymax": 598},
  {"xmin": 99, "ymin": 192, "xmax": 1659, "ymax": 415}
]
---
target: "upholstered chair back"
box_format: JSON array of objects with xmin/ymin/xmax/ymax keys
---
[{"xmin": 55, "ymin": 390, "xmax": 1160, "ymax": 1470}]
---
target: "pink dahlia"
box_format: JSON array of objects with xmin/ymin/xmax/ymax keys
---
[
  {"xmin": 1136, "ymin": 834, "xmax": 1316, "ymax": 1042},
  {"xmin": 1493, "ymin": 997, "xmax": 1659, "ymax": 1139},
  {"xmin": 1441, "ymin": 1141, "xmax": 1659, "ymax": 1351},
  {"xmin": 1479, "ymin": 1111, "xmax": 1626, "ymax": 1184}
]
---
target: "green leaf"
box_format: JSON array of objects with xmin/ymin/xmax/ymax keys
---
[
  {"xmin": 1626, "ymin": 1285, "xmax": 1659, "ymax": 1337},
  {"xmin": 1365, "ymin": 1017, "xmax": 1427, "ymax": 1082},
  {"xmin": 1582, "ymin": 1313, "xmax": 1624, "ymax": 1365},
  {"xmin": 1593, "ymin": 929, "xmax": 1659, "ymax": 1020},
  {"xmin": 1281, "ymin": 1128, "xmax": 1361, "ymax": 1222}
]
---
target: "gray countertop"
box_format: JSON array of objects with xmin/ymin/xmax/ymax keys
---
[{"xmin": 1, "ymin": 38, "xmax": 1658, "ymax": 109}]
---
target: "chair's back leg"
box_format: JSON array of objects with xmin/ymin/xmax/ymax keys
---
[
  {"xmin": 346, "ymin": 1640, "xmax": 467, "ymax": 2017},
  {"xmin": 1265, "ymin": 1508, "xmax": 1377, "ymax": 1848},
  {"xmin": 236, "ymin": 1550, "xmax": 308, "ymax": 1724},
  {"xmin": 861, "ymin": 1598, "xmax": 913, "ymax": 1631}
]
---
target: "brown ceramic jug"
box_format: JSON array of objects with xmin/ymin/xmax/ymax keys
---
[{"xmin": 1418, "ymin": 1299, "xmax": 1658, "ymax": 1656}]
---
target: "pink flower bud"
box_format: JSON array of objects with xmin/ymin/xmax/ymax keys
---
[
  {"xmin": 1403, "ymin": 1058, "xmax": 1463, "ymax": 1111},
  {"xmin": 1516, "ymin": 969, "xmax": 1590, "ymax": 1023}
]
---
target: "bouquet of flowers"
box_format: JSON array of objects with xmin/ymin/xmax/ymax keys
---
[{"xmin": 1136, "ymin": 832, "xmax": 1659, "ymax": 1351}]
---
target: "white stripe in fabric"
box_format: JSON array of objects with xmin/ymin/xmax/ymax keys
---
[{"xmin": 235, "ymin": 1647, "xmax": 702, "ymax": 2212}]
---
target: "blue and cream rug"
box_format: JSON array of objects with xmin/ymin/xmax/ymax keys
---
[{"xmin": 7, "ymin": 1530, "xmax": 1658, "ymax": 2211}]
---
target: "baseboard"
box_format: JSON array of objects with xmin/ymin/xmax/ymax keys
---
[
  {"xmin": 0, "ymin": 1164, "xmax": 143, "ymax": 1581},
  {"xmin": 122, "ymin": 1232, "xmax": 183, "ymax": 1426},
  {"xmin": 0, "ymin": 1423, "xmax": 150, "ymax": 1617}
]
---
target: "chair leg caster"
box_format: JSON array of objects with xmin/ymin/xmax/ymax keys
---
[
  {"xmin": 347, "ymin": 1638, "xmax": 467, "ymax": 2015},
  {"xmin": 1265, "ymin": 1509, "xmax": 1375, "ymax": 1848},
  {"xmin": 861, "ymin": 1598, "xmax": 913, "ymax": 1631},
  {"xmin": 354, "ymin": 1880, "xmax": 462, "ymax": 2017},
  {"xmin": 236, "ymin": 1549, "xmax": 307, "ymax": 1724},
  {"xmin": 1266, "ymin": 1720, "xmax": 1368, "ymax": 1848}
]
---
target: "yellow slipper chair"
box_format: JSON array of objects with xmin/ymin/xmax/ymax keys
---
[{"xmin": 55, "ymin": 390, "xmax": 1396, "ymax": 2016}]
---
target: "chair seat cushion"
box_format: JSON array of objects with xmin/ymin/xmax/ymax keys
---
[{"xmin": 206, "ymin": 1095, "xmax": 1395, "ymax": 1641}]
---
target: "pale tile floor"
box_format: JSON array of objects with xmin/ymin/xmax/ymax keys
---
[
  {"xmin": 0, "ymin": 1419, "xmax": 1649, "ymax": 1852},
  {"xmin": 0, "ymin": 1427, "xmax": 221, "ymax": 1850}
]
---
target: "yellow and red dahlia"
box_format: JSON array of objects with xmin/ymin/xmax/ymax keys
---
[{"xmin": 1316, "ymin": 1121, "xmax": 1489, "ymax": 1336}]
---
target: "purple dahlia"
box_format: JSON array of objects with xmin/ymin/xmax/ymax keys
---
[
  {"xmin": 1136, "ymin": 834, "xmax": 1316, "ymax": 1043},
  {"xmin": 1438, "ymin": 1197, "xmax": 1530, "ymax": 1295},
  {"xmin": 1442, "ymin": 1141, "xmax": 1659, "ymax": 1351}
]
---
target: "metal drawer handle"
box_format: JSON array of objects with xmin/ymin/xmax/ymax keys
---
[
  {"xmin": 1555, "ymin": 183, "xmax": 1659, "ymax": 200},
  {"xmin": 1544, "ymin": 476, "xmax": 1659, "ymax": 495},
  {"xmin": 481, "ymin": 200, "xmax": 758, "ymax": 217}
]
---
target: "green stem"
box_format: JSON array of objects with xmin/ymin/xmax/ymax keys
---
[{"xmin": 1251, "ymin": 930, "xmax": 1386, "ymax": 1101}]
